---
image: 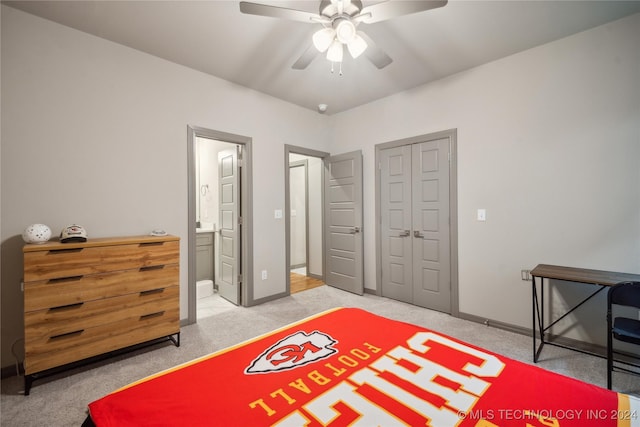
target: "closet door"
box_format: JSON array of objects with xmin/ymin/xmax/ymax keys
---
[
  {"xmin": 380, "ymin": 139, "xmax": 451, "ymax": 313},
  {"xmin": 380, "ymin": 145, "xmax": 413, "ymax": 303},
  {"xmin": 411, "ymin": 139, "xmax": 451, "ymax": 313}
]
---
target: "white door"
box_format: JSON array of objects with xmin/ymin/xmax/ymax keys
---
[
  {"xmin": 380, "ymin": 139, "xmax": 451, "ymax": 313},
  {"xmin": 324, "ymin": 151, "xmax": 364, "ymax": 295},
  {"xmin": 218, "ymin": 147, "xmax": 240, "ymax": 305}
]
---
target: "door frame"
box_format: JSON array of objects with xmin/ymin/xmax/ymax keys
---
[
  {"xmin": 289, "ymin": 159, "xmax": 310, "ymax": 271},
  {"xmin": 284, "ymin": 145, "xmax": 329, "ymax": 294},
  {"xmin": 374, "ymin": 129, "xmax": 459, "ymax": 316},
  {"xmin": 187, "ymin": 125, "xmax": 254, "ymax": 324}
]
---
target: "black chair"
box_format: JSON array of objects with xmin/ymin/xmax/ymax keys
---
[{"xmin": 607, "ymin": 281, "xmax": 640, "ymax": 389}]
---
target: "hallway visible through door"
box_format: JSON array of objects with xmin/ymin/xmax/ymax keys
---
[
  {"xmin": 290, "ymin": 267, "xmax": 325, "ymax": 294},
  {"xmin": 286, "ymin": 146, "xmax": 327, "ymax": 295}
]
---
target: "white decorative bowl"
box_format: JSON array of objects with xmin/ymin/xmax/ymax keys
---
[{"xmin": 22, "ymin": 224, "xmax": 52, "ymax": 244}]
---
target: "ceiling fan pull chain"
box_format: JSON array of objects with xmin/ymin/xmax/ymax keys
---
[
  {"xmin": 331, "ymin": 62, "xmax": 335, "ymax": 73},
  {"xmin": 339, "ymin": 62, "xmax": 343, "ymax": 76}
]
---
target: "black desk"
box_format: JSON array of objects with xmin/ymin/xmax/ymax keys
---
[{"xmin": 530, "ymin": 264, "xmax": 640, "ymax": 362}]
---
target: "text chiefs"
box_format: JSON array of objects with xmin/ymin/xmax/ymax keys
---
[{"xmin": 249, "ymin": 332, "xmax": 506, "ymax": 426}]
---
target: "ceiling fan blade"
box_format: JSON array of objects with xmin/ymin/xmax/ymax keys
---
[
  {"xmin": 358, "ymin": 31, "xmax": 393, "ymax": 69},
  {"xmin": 359, "ymin": 0, "xmax": 447, "ymax": 24},
  {"xmin": 239, "ymin": 1, "xmax": 324, "ymax": 24},
  {"xmin": 292, "ymin": 45, "xmax": 319, "ymax": 70}
]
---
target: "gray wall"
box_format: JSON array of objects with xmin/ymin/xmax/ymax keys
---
[
  {"xmin": 0, "ymin": 6, "xmax": 330, "ymax": 370},
  {"xmin": 2, "ymin": 5, "xmax": 638, "ymax": 372},
  {"xmin": 328, "ymin": 13, "xmax": 640, "ymax": 344}
]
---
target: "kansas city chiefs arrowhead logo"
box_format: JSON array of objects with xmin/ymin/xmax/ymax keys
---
[{"xmin": 245, "ymin": 331, "xmax": 337, "ymax": 374}]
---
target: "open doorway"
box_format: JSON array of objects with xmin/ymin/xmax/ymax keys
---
[
  {"xmin": 285, "ymin": 146, "xmax": 365, "ymax": 296},
  {"xmin": 187, "ymin": 126, "xmax": 253, "ymax": 324},
  {"xmin": 194, "ymin": 138, "xmax": 240, "ymax": 319},
  {"xmin": 285, "ymin": 145, "xmax": 328, "ymax": 294}
]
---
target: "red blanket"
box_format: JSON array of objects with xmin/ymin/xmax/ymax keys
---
[{"xmin": 88, "ymin": 308, "xmax": 639, "ymax": 426}]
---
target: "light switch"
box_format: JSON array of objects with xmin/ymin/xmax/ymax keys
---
[
  {"xmin": 274, "ymin": 209, "xmax": 283, "ymax": 219},
  {"xmin": 291, "ymin": 209, "xmax": 297, "ymax": 217},
  {"xmin": 477, "ymin": 209, "xmax": 486, "ymax": 221}
]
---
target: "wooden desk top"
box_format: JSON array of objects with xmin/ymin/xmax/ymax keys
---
[{"xmin": 531, "ymin": 264, "xmax": 640, "ymax": 287}]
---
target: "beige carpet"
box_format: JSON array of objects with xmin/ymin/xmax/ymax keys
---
[{"xmin": 1, "ymin": 286, "xmax": 638, "ymax": 426}]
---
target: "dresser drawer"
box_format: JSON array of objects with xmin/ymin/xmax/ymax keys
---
[
  {"xmin": 25, "ymin": 285, "xmax": 179, "ymax": 343},
  {"xmin": 25, "ymin": 306, "xmax": 180, "ymax": 374},
  {"xmin": 22, "ymin": 235, "xmax": 181, "ymax": 392},
  {"xmin": 24, "ymin": 264, "xmax": 179, "ymax": 312},
  {"xmin": 24, "ymin": 240, "xmax": 179, "ymax": 282}
]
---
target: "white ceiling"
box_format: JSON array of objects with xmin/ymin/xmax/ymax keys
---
[{"xmin": 5, "ymin": 0, "xmax": 640, "ymax": 114}]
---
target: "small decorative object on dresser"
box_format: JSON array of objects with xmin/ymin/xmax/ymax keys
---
[
  {"xmin": 21, "ymin": 224, "xmax": 52, "ymax": 244},
  {"xmin": 22, "ymin": 234, "xmax": 180, "ymax": 395},
  {"xmin": 59, "ymin": 224, "xmax": 88, "ymax": 243}
]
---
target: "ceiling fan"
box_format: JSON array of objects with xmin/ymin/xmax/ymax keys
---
[{"xmin": 239, "ymin": 0, "xmax": 447, "ymax": 74}]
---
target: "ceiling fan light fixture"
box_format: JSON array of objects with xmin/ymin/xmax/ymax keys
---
[
  {"xmin": 335, "ymin": 19, "xmax": 356, "ymax": 44},
  {"xmin": 322, "ymin": 0, "xmax": 361, "ymax": 17},
  {"xmin": 326, "ymin": 39, "xmax": 344, "ymax": 62},
  {"xmin": 312, "ymin": 28, "xmax": 336, "ymax": 52},
  {"xmin": 347, "ymin": 33, "xmax": 367, "ymax": 58}
]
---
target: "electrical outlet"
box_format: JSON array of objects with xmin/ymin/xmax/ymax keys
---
[
  {"xmin": 477, "ymin": 209, "xmax": 486, "ymax": 221},
  {"xmin": 261, "ymin": 270, "xmax": 268, "ymax": 280},
  {"xmin": 521, "ymin": 270, "xmax": 531, "ymax": 281}
]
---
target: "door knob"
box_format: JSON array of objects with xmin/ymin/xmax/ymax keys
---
[
  {"xmin": 398, "ymin": 230, "xmax": 410, "ymax": 237},
  {"xmin": 350, "ymin": 226, "xmax": 361, "ymax": 234},
  {"xmin": 413, "ymin": 230, "xmax": 424, "ymax": 238}
]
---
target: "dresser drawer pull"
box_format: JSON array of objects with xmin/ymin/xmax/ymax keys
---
[
  {"xmin": 140, "ymin": 288, "xmax": 165, "ymax": 296},
  {"xmin": 140, "ymin": 311, "xmax": 165, "ymax": 320},
  {"xmin": 48, "ymin": 248, "xmax": 83, "ymax": 254},
  {"xmin": 140, "ymin": 265, "xmax": 164, "ymax": 272},
  {"xmin": 49, "ymin": 329, "xmax": 84, "ymax": 341},
  {"xmin": 139, "ymin": 242, "xmax": 164, "ymax": 247},
  {"xmin": 49, "ymin": 302, "xmax": 84, "ymax": 312},
  {"xmin": 47, "ymin": 275, "xmax": 83, "ymax": 284}
]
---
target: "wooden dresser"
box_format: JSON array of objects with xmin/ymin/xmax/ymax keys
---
[{"xmin": 23, "ymin": 235, "xmax": 180, "ymax": 395}]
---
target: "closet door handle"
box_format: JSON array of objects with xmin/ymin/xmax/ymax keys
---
[
  {"xmin": 398, "ymin": 230, "xmax": 410, "ymax": 237},
  {"xmin": 349, "ymin": 226, "xmax": 361, "ymax": 234},
  {"xmin": 413, "ymin": 230, "xmax": 424, "ymax": 239}
]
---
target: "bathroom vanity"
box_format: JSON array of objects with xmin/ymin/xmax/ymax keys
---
[{"xmin": 195, "ymin": 229, "xmax": 214, "ymax": 282}]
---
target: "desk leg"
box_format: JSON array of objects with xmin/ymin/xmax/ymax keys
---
[
  {"xmin": 531, "ymin": 276, "xmax": 538, "ymax": 363},
  {"xmin": 540, "ymin": 276, "xmax": 545, "ymax": 350},
  {"xmin": 532, "ymin": 276, "xmax": 537, "ymax": 362},
  {"xmin": 532, "ymin": 275, "xmax": 545, "ymax": 363}
]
